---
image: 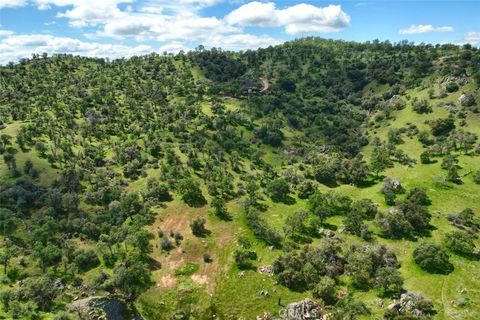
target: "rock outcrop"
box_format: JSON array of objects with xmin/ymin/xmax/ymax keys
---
[
  {"xmin": 387, "ymin": 292, "xmax": 435, "ymax": 318},
  {"xmin": 458, "ymin": 93, "xmax": 476, "ymax": 107},
  {"xmin": 283, "ymin": 298, "xmax": 324, "ymax": 320},
  {"xmin": 68, "ymin": 296, "xmax": 140, "ymax": 320}
]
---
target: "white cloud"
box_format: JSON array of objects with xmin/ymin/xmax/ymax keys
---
[
  {"xmin": 204, "ymin": 33, "xmax": 280, "ymax": 50},
  {"xmin": 98, "ymin": 14, "xmax": 239, "ymax": 42},
  {"xmin": 32, "ymin": 0, "xmax": 239, "ymax": 42},
  {"xmin": 399, "ymin": 24, "xmax": 454, "ymax": 35},
  {"xmin": 225, "ymin": 2, "xmax": 277, "ymax": 27},
  {"xmin": 0, "ymin": 0, "xmax": 26, "ymax": 8},
  {"xmin": 0, "ymin": 0, "xmax": 287, "ymax": 62},
  {"xmin": 158, "ymin": 42, "xmax": 188, "ymax": 54},
  {"xmin": 465, "ymin": 32, "xmax": 480, "ymax": 42},
  {"xmin": 457, "ymin": 32, "xmax": 480, "ymax": 46},
  {"xmin": 225, "ymin": 2, "xmax": 350, "ymax": 34},
  {"xmin": 0, "ymin": 34, "xmax": 153, "ymax": 64},
  {"xmin": 138, "ymin": 0, "xmax": 221, "ymax": 14},
  {"xmin": 32, "ymin": 0, "xmax": 133, "ymax": 26},
  {"xmin": 0, "ymin": 29, "xmax": 15, "ymax": 36}
]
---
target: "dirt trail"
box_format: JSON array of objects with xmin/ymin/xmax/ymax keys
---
[{"xmin": 260, "ymin": 77, "xmax": 269, "ymax": 92}]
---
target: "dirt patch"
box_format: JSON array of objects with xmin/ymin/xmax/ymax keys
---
[
  {"xmin": 260, "ymin": 77, "xmax": 269, "ymax": 92},
  {"xmin": 148, "ymin": 202, "xmax": 237, "ymax": 294},
  {"xmin": 159, "ymin": 275, "xmax": 176, "ymax": 288},
  {"xmin": 191, "ymin": 274, "xmax": 208, "ymax": 286}
]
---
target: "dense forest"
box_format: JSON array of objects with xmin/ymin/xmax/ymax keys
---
[{"xmin": 0, "ymin": 37, "xmax": 479, "ymax": 319}]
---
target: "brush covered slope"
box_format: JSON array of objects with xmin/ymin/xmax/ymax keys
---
[{"xmin": 0, "ymin": 38, "xmax": 479, "ymax": 319}]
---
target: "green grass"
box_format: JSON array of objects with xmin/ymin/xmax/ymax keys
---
[
  {"xmin": 0, "ymin": 122, "xmax": 59, "ymax": 186},
  {"xmin": 345, "ymin": 84, "xmax": 480, "ymax": 319},
  {"xmin": 1, "ymin": 74, "xmax": 479, "ymax": 320}
]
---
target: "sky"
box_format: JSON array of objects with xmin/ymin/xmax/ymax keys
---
[{"xmin": 0, "ymin": 0, "xmax": 479, "ymax": 64}]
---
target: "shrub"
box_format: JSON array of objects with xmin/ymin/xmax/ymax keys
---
[
  {"xmin": 203, "ymin": 253, "xmax": 212, "ymax": 263},
  {"xmin": 297, "ymin": 180, "xmax": 317, "ymax": 199},
  {"xmin": 444, "ymin": 231, "xmax": 476, "ymax": 257},
  {"xmin": 234, "ymin": 250, "xmax": 257, "ymax": 269},
  {"xmin": 413, "ymin": 242, "xmax": 453, "ymax": 274},
  {"xmin": 175, "ymin": 263, "xmax": 199, "ymax": 276},
  {"xmin": 160, "ymin": 236, "xmax": 174, "ymax": 251},
  {"xmin": 420, "ymin": 150, "xmax": 432, "ymax": 164},
  {"xmin": 173, "ymin": 231, "xmax": 183, "ymax": 245},
  {"xmin": 446, "ymin": 82, "xmax": 459, "ymax": 93},
  {"xmin": 177, "ymin": 178, "xmax": 207, "ymax": 207},
  {"xmin": 374, "ymin": 267, "xmax": 404, "ymax": 296},
  {"xmin": 412, "ymin": 99, "xmax": 432, "ymax": 114},
  {"xmin": 429, "ymin": 117, "xmax": 455, "ymax": 136},
  {"xmin": 266, "ymin": 177, "xmax": 291, "ymax": 201},
  {"xmin": 73, "ymin": 249, "xmax": 100, "ymax": 272},
  {"xmin": 406, "ymin": 188, "xmax": 431, "ymax": 206},
  {"xmin": 381, "ymin": 177, "xmax": 405, "ymax": 195},
  {"xmin": 474, "ymin": 170, "xmax": 480, "ymax": 184},
  {"xmin": 312, "ymin": 276, "xmax": 337, "ymax": 305},
  {"xmin": 245, "ymin": 208, "xmax": 282, "ymax": 246},
  {"xmin": 190, "ymin": 217, "xmax": 208, "ymax": 237}
]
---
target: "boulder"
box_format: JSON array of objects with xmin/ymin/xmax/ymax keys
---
[
  {"xmin": 283, "ymin": 298, "xmax": 323, "ymax": 320},
  {"xmin": 68, "ymin": 296, "xmax": 140, "ymax": 320},
  {"xmin": 386, "ymin": 292, "xmax": 435, "ymax": 318},
  {"xmin": 458, "ymin": 93, "xmax": 476, "ymax": 107},
  {"xmin": 258, "ymin": 265, "xmax": 274, "ymax": 275}
]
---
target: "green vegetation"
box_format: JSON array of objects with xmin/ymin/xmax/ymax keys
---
[{"xmin": 0, "ymin": 38, "xmax": 479, "ymax": 319}]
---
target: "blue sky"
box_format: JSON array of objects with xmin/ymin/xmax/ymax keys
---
[{"xmin": 0, "ymin": 0, "xmax": 479, "ymax": 63}]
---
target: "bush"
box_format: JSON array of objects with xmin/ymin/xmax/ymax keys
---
[
  {"xmin": 420, "ymin": 150, "xmax": 432, "ymax": 164},
  {"xmin": 245, "ymin": 208, "xmax": 282, "ymax": 246},
  {"xmin": 297, "ymin": 180, "xmax": 317, "ymax": 199},
  {"xmin": 331, "ymin": 297, "xmax": 370, "ymax": 319},
  {"xmin": 374, "ymin": 267, "xmax": 404, "ymax": 296},
  {"xmin": 144, "ymin": 178, "xmax": 172, "ymax": 203},
  {"xmin": 444, "ymin": 231, "xmax": 476, "ymax": 257},
  {"xmin": 273, "ymin": 240, "xmax": 344, "ymax": 291},
  {"xmin": 266, "ymin": 177, "xmax": 291, "ymax": 201},
  {"xmin": 345, "ymin": 244, "xmax": 399, "ymax": 289},
  {"xmin": 173, "ymin": 231, "xmax": 183, "ymax": 245},
  {"xmin": 351, "ymin": 199, "xmax": 378, "ymax": 220},
  {"xmin": 312, "ymin": 276, "xmax": 337, "ymax": 305},
  {"xmin": 406, "ymin": 188, "xmax": 431, "ymax": 206},
  {"xmin": 160, "ymin": 236, "xmax": 174, "ymax": 251},
  {"xmin": 175, "ymin": 263, "xmax": 199, "ymax": 276},
  {"xmin": 234, "ymin": 250, "xmax": 257, "ymax": 269},
  {"xmin": 190, "ymin": 217, "xmax": 208, "ymax": 237},
  {"xmin": 412, "ymin": 99, "xmax": 432, "ymax": 114},
  {"xmin": 474, "ymin": 170, "xmax": 480, "ymax": 184},
  {"xmin": 413, "ymin": 242, "xmax": 453, "ymax": 274},
  {"xmin": 446, "ymin": 82, "xmax": 459, "ymax": 93},
  {"xmin": 381, "ymin": 177, "xmax": 404, "ymax": 195},
  {"xmin": 74, "ymin": 249, "xmax": 100, "ymax": 272},
  {"xmin": 16, "ymin": 275, "xmax": 59, "ymax": 310},
  {"xmin": 429, "ymin": 117, "xmax": 455, "ymax": 136},
  {"xmin": 177, "ymin": 178, "xmax": 207, "ymax": 207}
]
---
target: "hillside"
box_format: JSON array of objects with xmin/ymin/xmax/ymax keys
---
[{"xmin": 0, "ymin": 38, "xmax": 479, "ymax": 320}]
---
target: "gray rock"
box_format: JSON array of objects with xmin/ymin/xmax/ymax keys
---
[
  {"xmin": 258, "ymin": 265, "xmax": 274, "ymax": 275},
  {"xmin": 68, "ymin": 296, "xmax": 141, "ymax": 320},
  {"xmin": 458, "ymin": 93, "xmax": 476, "ymax": 107},
  {"xmin": 388, "ymin": 302, "xmax": 399, "ymax": 310},
  {"xmin": 283, "ymin": 298, "xmax": 323, "ymax": 320}
]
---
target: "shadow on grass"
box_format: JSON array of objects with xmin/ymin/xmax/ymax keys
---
[
  {"xmin": 271, "ymin": 195, "xmax": 296, "ymax": 205},
  {"xmin": 147, "ymin": 257, "xmax": 162, "ymax": 271},
  {"xmin": 193, "ymin": 229, "xmax": 212, "ymax": 238},
  {"xmin": 356, "ymin": 179, "xmax": 379, "ymax": 188}
]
